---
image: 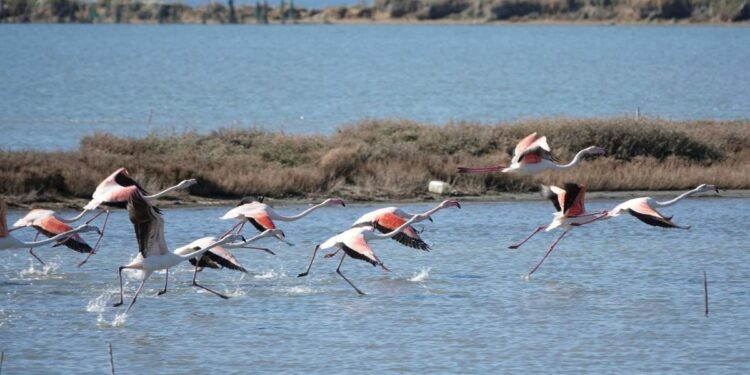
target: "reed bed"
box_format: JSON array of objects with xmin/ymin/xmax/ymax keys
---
[{"xmin": 1, "ymin": 117, "xmax": 748, "ymax": 204}]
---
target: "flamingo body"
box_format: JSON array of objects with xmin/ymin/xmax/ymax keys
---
[
  {"xmin": 352, "ymin": 207, "xmax": 429, "ymax": 251},
  {"xmin": 13, "ymin": 209, "xmax": 92, "ymax": 253}
]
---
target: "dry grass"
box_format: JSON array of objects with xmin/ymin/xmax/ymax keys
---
[{"xmin": 1, "ymin": 117, "xmax": 748, "ymax": 203}]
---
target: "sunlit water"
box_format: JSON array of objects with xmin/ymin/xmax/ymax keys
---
[
  {"xmin": 1, "ymin": 24, "xmax": 749, "ymax": 150},
  {"xmin": 1, "ymin": 198, "xmax": 748, "ymax": 373}
]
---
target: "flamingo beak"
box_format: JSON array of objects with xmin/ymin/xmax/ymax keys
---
[
  {"xmin": 428, "ymin": 216, "xmax": 434, "ymax": 223},
  {"xmin": 715, "ymin": 186, "xmax": 720, "ymax": 193}
]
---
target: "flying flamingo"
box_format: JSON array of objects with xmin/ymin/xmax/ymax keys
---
[
  {"xmin": 605, "ymin": 184, "xmax": 719, "ymax": 228},
  {"xmin": 457, "ymin": 132, "xmax": 606, "ymax": 174},
  {"xmin": 0, "ymin": 199, "xmax": 100, "ymax": 252},
  {"xmin": 77, "ymin": 168, "xmax": 196, "ymax": 266},
  {"xmin": 219, "ymin": 197, "xmax": 346, "ymax": 244},
  {"xmin": 297, "ymin": 213, "xmax": 428, "ymax": 295},
  {"xmin": 12, "ymin": 209, "xmax": 94, "ymax": 265},
  {"xmin": 112, "ymin": 191, "xmax": 272, "ymax": 313},
  {"xmin": 174, "ymin": 232, "xmax": 282, "ymax": 299},
  {"xmin": 351, "ymin": 199, "xmax": 462, "ymax": 251},
  {"xmin": 509, "ymin": 183, "xmax": 607, "ymax": 277}
]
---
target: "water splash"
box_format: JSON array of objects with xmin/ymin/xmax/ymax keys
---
[
  {"xmin": 408, "ymin": 267, "xmax": 431, "ymax": 282},
  {"xmin": 17, "ymin": 261, "xmax": 61, "ymax": 280},
  {"xmin": 254, "ymin": 269, "xmax": 286, "ymax": 280},
  {"xmin": 97, "ymin": 312, "xmax": 128, "ymax": 328},
  {"xmin": 276, "ymin": 285, "xmax": 315, "ymax": 295}
]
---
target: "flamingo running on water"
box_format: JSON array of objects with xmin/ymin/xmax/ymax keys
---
[
  {"xmin": 351, "ymin": 199, "xmax": 462, "ymax": 251},
  {"xmin": 219, "ymin": 197, "xmax": 346, "ymax": 244},
  {"xmin": 298, "ymin": 213, "xmax": 428, "ymax": 295},
  {"xmin": 604, "ymin": 184, "xmax": 719, "ymax": 228},
  {"xmin": 457, "ymin": 133, "xmax": 606, "ymax": 174},
  {"xmin": 112, "ymin": 190, "xmax": 275, "ymax": 312},
  {"xmin": 0, "ymin": 198, "xmax": 100, "ymax": 252},
  {"xmin": 509, "ymin": 183, "xmax": 607, "ymax": 277},
  {"xmin": 77, "ymin": 168, "xmax": 196, "ymax": 266},
  {"xmin": 174, "ymin": 233, "xmax": 282, "ymax": 299},
  {"xmin": 12, "ymin": 209, "xmax": 94, "ymax": 265}
]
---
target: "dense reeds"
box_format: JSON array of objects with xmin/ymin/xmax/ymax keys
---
[{"xmin": 1, "ymin": 117, "xmax": 748, "ymax": 203}]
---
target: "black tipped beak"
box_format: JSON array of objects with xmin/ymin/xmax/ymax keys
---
[
  {"xmin": 428, "ymin": 216, "xmax": 434, "ymax": 223},
  {"xmin": 342, "ymin": 202, "xmax": 346, "ymax": 207},
  {"xmin": 457, "ymin": 202, "xmax": 462, "ymax": 209},
  {"xmin": 715, "ymin": 187, "xmax": 720, "ymax": 193},
  {"xmin": 240, "ymin": 235, "xmax": 247, "ymax": 242}
]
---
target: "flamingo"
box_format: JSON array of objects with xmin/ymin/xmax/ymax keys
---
[
  {"xmin": 12, "ymin": 209, "xmax": 94, "ymax": 265},
  {"xmin": 605, "ymin": 184, "xmax": 719, "ymax": 228},
  {"xmin": 351, "ymin": 199, "xmax": 462, "ymax": 251},
  {"xmin": 457, "ymin": 132, "xmax": 606, "ymax": 174},
  {"xmin": 219, "ymin": 197, "xmax": 346, "ymax": 244},
  {"xmin": 509, "ymin": 183, "xmax": 607, "ymax": 277},
  {"xmin": 77, "ymin": 168, "xmax": 196, "ymax": 266},
  {"xmin": 0, "ymin": 199, "xmax": 100, "ymax": 252},
  {"xmin": 174, "ymin": 232, "xmax": 282, "ymax": 299},
  {"xmin": 297, "ymin": 213, "xmax": 428, "ymax": 295},
  {"xmin": 112, "ymin": 190, "xmax": 270, "ymax": 312}
]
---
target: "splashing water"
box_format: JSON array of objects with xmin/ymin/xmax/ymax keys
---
[
  {"xmin": 254, "ymin": 269, "xmax": 286, "ymax": 280},
  {"xmin": 408, "ymin": 268, "xmax": 431, "ymax": 282},
  {"xmin": 17, "ymin": 261, "xmax": 61, "ymax": 280}
]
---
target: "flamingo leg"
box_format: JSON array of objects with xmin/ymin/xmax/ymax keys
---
[
  {"xmin": 83, "ymin": 209, "xmax": 105, "ymax": 224},
  {"xmin": 575, "ymin": 211, "xmax": 609, "ymax": 226},
  {"xmin": 235, "ymin": 221, "xmax": 246, "ymax": 235},
  {"xmin": 297, "ymin": 244, "xmax": 320, "ymax": 277},
  {"xmin": 27, "ymin": 232, "xmax": 46, "ymax": 266},
  {"xmin": 336, "ymin": 254, "xmax": 366, "ymax": 296},
  {"xmin": 527, "ymin": 230, "xmax": 569, "ymax": 277},
  {"xmin": 220, "ymin": 221, "xmax": 243, "ymax": 238},
  {"xmin": 113, "ymin": 266, "xmax": 128, "ymax": 307},
  {"xmin": 191, "ymin": 263, "xmax": 229, "ymax": 300},
  {"xmin": 78, "ymin": 210, "xmax": 110, "ymax": 267},
  {"xmin": 509, "ymin": 226, "xmax": 547, "ymax": 249},
  {"xmin": 126, "ymin": 278, "xmax": 148, "ymax": 314},
  {"xmin": 157, "ymin": 269, "xmax": 168, "ymax": 296}
]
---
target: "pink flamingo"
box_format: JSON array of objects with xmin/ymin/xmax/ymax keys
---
[
  {"xmin": 113, "ymin": 190, "xmax": 276, "ymax": 312},
  {"xmin": 298, "ymin": 213, "xmax": 428, "ymax": 295},
  {"xmin": 351, "ymin": 199, "xmax": 462, "ymax": 251},
  {"xmin": 605, "ymin": 184, "xmax": 719, "ymax": 228},
  {"xmin": 77, "ymin": 168, "xmax": 196, "ymax": 266},
  {"xmin": 0, "ymin": 198, "xmax": 100, "ymax": 252},
  {"xmin": 219, "ymin": 197, "xmax": 346, "ymax": 244},
  {"xmin": 509, "ymin": 183, "xmax": 607, "ymax": 277},
  {"xmin": 458, "ymin": 132, "xmax": 605, "ymax": 174},
  {"xmin": 174, "ymin": 233, "xmax": 282, "ymax": 299},
  {"xmin": 12, "ymin": 209, "xmax": 94, "ymax": 265}
]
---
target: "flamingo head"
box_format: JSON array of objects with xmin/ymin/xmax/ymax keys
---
[
  {"xmin": 695, "ymin": 184, "xmax": 719, "ymax": 194},
  {"xmin": 439, "ymin": 199, "xmax": 461, "ymax": 209},
  {"xmin": 584, "ymin": 146, "xmax": 607, "ymax": 156},
  {"xmin": 323, "ymin": 198, "xmax": 346, "ymax": 207},
  {"xmin": 177, "ymin": 179, "xmax": 198, "ymax": 189},
  {"xmin": 220, "ymin": 233, "xmax": 246, "ymax": 244},
  {"xmin": 265, "ymin": 228, "xmax": 286, "ymax": 239},
  {"xmin": 76, "ymin": 223, "xmax": 102, "ymax": 235}
]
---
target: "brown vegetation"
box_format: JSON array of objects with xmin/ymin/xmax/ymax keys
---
[
  {"xmin": 0, "ymin": 0, "xmax": 748, "ymax": 23},
  {"xmin": 1, "ymin": 118, "xmax": 748, "ymax": 204}
]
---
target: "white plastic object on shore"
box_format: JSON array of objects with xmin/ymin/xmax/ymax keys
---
[{"xmin": 428, "ymin": 180, "xmax": 452, "ymax": 195}]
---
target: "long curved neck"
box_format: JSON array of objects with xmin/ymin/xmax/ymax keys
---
[
  {"xmin": 144, "ymin": 183, "xmax": 185, "ymax": 200},
  {"xmin": 272, "ymin": 202, "xmax": 326, "ymax": 222},
  {"xmin": 177, "ymin": 238, "xmax": 229, "ymax": 260},
  {"xmin": 22, "ymin": 227, "xmax": 84, "ymax": 248},
  {"xmin": 371, "ymin": 215, "xmax": 421, "ymax": 239},
  {"xmin": 554, "ymin": 149, "xmax": 589, "ymax": 170},
  {"xmin": 59, "ymin": 210, "xmax": 89, "ymax": 223},
  {"xmin": 223, "ymin": 232, "xmax": 273, "ymax": 248},
  {"xmin": 655, "ymin": 188, "xmax": 701, "ymax": 207}
]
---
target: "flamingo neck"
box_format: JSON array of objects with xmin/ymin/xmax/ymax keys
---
[
  {"xmin": 554, "ymin": 148, "xmax": 590, "ymax": 170},
  {"xmin": 655, "ymin": 187, "xmax": 702, "ymax": 207},
  {"xmin": 144, "ymin": 183, "xmax": 186, "ymax": 200},
  {"xmin": 223, "ymin": 231, "xmax": 273, "ymax": 248},
  {"xmin": 271, "ymin": 202, "xmax": 326, "ymax": 222},
  {"xmin": 59, "ymin": 210, "xmax": 89, "ymax": 224},
  {"xmin": 177, "ymin": 238, "xmax": 229, "ymax": 260}
]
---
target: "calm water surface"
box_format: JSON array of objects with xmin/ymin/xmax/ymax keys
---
[
  {"xmin": 1, "ymin": 198, "xmax": 748, "ymax": 373},
  {"xmin": 1, "ymin": 25, "xmax": 749, "ymax": 150}
]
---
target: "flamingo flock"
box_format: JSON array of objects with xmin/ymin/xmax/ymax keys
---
[{"xmin": 1, "ymin": 132, "xmax": 721, "ymax": 313}]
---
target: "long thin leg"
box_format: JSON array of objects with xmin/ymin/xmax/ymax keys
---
[
  {"xmin": 126, "ymin": 279, "xmax": 147, "ymax": 313},
  {"xmin": 157, "ymin": 269, "xmax": 168, "ymax": 296},
  {"xmin": 78, "ymin": 210, "xmax": 110, "ymax": 267},
  {"xmin": 191, "ymin": 264, "xmax": 229, "ymax": 299},
  {"xmin": 113, "ymin": 266, "xmax": 126, "ymax": 307},
  {"xmin": 509, "ymin": 226, "xmax": 547, "ymax": 249},
  {"xmin": 527, "ymin": 230, "xmax": 569, "ymax": 277},
  {"xmin": 574, "ymin": 212, "xmax": 609, "ymax": 226},
  {"xmin": 297, "ymin": 244, "xmax": 320, "ymax": 277},
  {"xmin": 336, "ymin": 254, "xmax": 366, "ymax": 296},
  {"xmin": 235, "ymin": 221, "xmax": 246, "ymax": 235},
  {"xmin": 220, "ymin": 221, "xmax": 243, "ymax": 238},
  {"xmin": 27, "ymin": 232, "xmax": 46, "ymax": 266},
  {"xmin": 84, "ymin": 209, "xmax": 105, "ymax": 224}
]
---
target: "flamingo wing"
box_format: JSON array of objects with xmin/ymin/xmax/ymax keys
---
[
  {"xmin": 541, "ymin": 185, "xmax": 562, "ymax": 212},
  {"xmin": 35, "ymin": 216, "xmax": 93, "ymax": 253},
  {"xmin": 203, "ymin": 246, "xmax": 247, "ymax": 272},
  {"xmin": 514, "ymin": 137, "xmax": 557, "ymax": 165},
  {"xmin": 627, "ymin": 200, "xmax": 686, "ymax": 229},
  {"xmin": 355, "ymin": 212, "xmax": 430, "ymax": 251},
  {"xmin": 513, "ymin": 133, "xmax": 539, "ymax": 159},
  {"xmin": 341, "ymin": 233, "xmax": 379, "ymax": 266},
  {"xmin": 127, "ymin": 191, "xmax": 168, "ymax": 257},
  {"xmin": 113, "ymin": 169, "xmax": 147, "ymax": 194},
  {"xmin": 247, "ymin": 211, "xmax": 276, "ymax": 232},
  {"xmin": 562, "ymin": 183, "xmax": 586, "ymax": 216}
]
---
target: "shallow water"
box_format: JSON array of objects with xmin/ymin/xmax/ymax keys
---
[
  {"xmin": 1, "ymin": 24, "xmax": 749, "ymax": 150},
  {"xmin": 1, "ymin": 197, "xmax": 748, "ymax": 373}
]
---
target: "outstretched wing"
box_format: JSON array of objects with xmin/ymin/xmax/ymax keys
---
[
  {"xmin": 627, "ymin": 200, "xmax": 688, "ymax": 229},
  {"xmin": 113, "ymin": 169, "xmax": 147, "ymax": 194},
  {"xmin": 35, "ymin": 216, "xmax": 92, "ymax": 253},
  {"xmin": 561, "ymin": 183, "xmax": 586, "ymax": 216},
  {"xmin": 203, "ymin": 247, "xmax": 247, "ymax": 272},
  {"xmin": 247, "ymin": 211, "xmax": 276, "ymax": 232},
  {"xmin": 127, "ymin": 191, "xmax": 167, "ymax": 257},
  {"xmin": 354, "ymin": 212, "xmax": 430, "ymax": 251},
  {"xmin": 540, "ymin": 185, "xmax": 562, "ymax": 212},
  {"xmin": 513, "ymin": 136, "xmax": 557, "ymax": 165},
  {"xmin": 342, "ymin": 233, "xmax": 379, "ymax": 266}
]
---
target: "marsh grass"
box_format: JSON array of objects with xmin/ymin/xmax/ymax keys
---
[{"xmin": 1, "ymin": 117, "xmax": 748, "ymax": 203}]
